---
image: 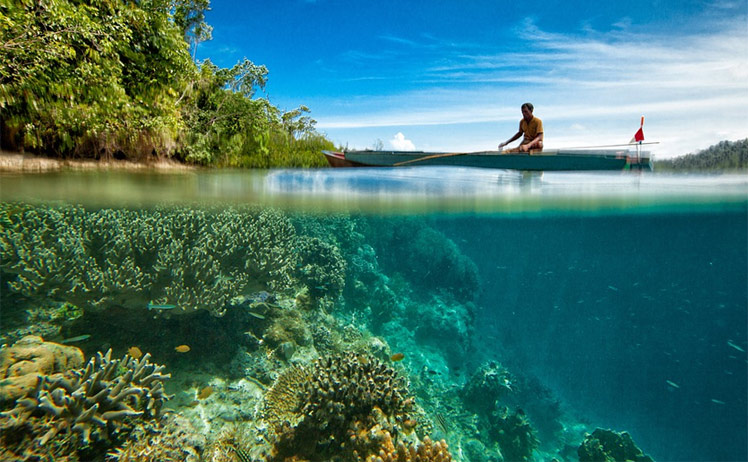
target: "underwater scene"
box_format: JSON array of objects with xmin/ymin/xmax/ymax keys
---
[{"xmin": 0, "ymin": 169, "xmax": 746, "ymax": 462}]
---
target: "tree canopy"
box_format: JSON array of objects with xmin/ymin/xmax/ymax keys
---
[
  {"xmin": 654, "ymin": 139, "xmax": 748, "ymax": 171},
  {"xmin": 0, "ymin": 0, "xmax": 331, "ymax": 167}
]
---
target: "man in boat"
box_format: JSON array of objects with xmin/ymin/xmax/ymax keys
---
[{"xmin": 498, "ymin": 103, "xmax": 544, "ymax": 153}]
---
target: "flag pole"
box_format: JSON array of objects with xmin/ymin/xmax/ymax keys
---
[{"xmin": 637, "ymin": 116, "xmax": 644, "ymax": 165}]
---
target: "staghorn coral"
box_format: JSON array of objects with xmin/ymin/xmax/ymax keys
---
[
  {"xmin": 0, "ymin": 346, "xmax": 171, "ymax": 457},
  {"xmin": 578, "ymin": 428, "xmax": 654, "ymax": 462},
  {"xmin": 263, "ymin": 353, "xmax": 428, "ymax": 462},
  {"xmin": 0, "ymin": 203, "xmax": 299, "ymax": 316}
]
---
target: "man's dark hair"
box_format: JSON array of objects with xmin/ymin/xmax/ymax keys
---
[{"xmin": 521, "ymin": 102, "xmax": 534, "ymax": 112}]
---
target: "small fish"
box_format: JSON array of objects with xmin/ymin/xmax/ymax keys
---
[
  {"xmin": 390, "ymin": 353, "xmax": 405, "ymax": 362},
  {"xmin": 248, "ymin": 311, "xmax": 266, "ymax": 320},
  {"xmin": 127, "ymin": 346, "xmax": 143, "ymax": 359},
  {"xmin": 175, "ymin": 344, "xmax": 191, "ymax": 353},
  {"xmin": 607, "ymin": 285, "xmax": 619, "ymax": 291},
  {"xmin": 148, "ymin": 302, "xmax": 176, "ymax": 311},
  {"xmin": 727, "ymin": 340, "xmax": 745, "ymax": 353},
  {"xmin": 198, "ymin": 386, "xmax": 214, "ymax": 400},
  {"xmin": 61, "ymin": 334, "xmax": 91, "ymax": 344},
  {"xmin": 434, "ymin": 413, "xmax": 449, "ymax": 434},
  {"xmin": 666, "ymin": 380, "xmax": 680, "ymax": 389},
  {"xmin": 229, "ymin": 445, "xmax": 253, "ymax": 462},
  {"xmin": 711, "ymin": 399, "xmax": 726, "ymax": 405}
]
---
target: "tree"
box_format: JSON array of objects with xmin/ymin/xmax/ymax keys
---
[{"xmin": 173, "ymin": 0, "xmax": 213, "ymax": 59}]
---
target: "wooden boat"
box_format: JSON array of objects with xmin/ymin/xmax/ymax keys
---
[{"xmin": 322, "ymin": 148, "xmax": 652, "ymax": 171}]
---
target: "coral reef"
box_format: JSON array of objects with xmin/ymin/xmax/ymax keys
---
[
  {"xmin": 365, "ymin": 433, "xmax": 452, "ymax": 462},
  {"xmin": 0, "ymin": 203, "xmax": 299, "ymax": 316},
  {"xmin": 294, "ymin": 236, "xmax": 347, "ymax": 301},
  {"xmin": 490, "ymin": 407, "xmax": 538, "ymax": 462},
  {"xmin": 0, "ymin": 335, "xmax": 84, "ymax": 404},
  {"xmin": 262, "ymin": 353, "xmax": 438, "ymax": 461},
  {"xmin": 107, "ymin": 413, "xmax": 206, "ymax": 462},
  {"xmin": 361, "ymin": 217, "xmax": 481, "ymax": 303},
  {"xmin": 461, "ymin": 361, "xmax": 514, "ymax": 414},
  {"xmin": 578, "ymin": 428, "xmax": 654, "ymax": 462},
  {"xmin": 0, "ymin": 344, "xmax": 171, "ymax": 459}
]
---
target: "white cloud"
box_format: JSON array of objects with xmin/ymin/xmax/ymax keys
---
[
  {"xmin": 390, "ymin": 132, "xmax": 416, "ymax": 151},
  {"xmin": 315, "ymin": 18, "xmax": 748, "ymax": 158}
]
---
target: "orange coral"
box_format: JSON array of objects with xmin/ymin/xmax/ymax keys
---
[{"xmin": 364, "ymin": 432, "xmax": 452, "ymax": 462}]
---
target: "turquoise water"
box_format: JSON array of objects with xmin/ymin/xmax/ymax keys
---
[{"xmin": 1, "ymin": 167, "xmax": 746, "ymax": 461}]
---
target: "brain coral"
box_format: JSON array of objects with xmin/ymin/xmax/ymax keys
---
[
  {"xmin": 263, "ymin": 353, "xmax": 428, "ymax": 461},
  {"xmin": 0, "ymin": 335, "xmax": 85, "ymax": 404},
  {"xmin": 0, "ymin": 203, "xmax": 299, "ymax": 315}
]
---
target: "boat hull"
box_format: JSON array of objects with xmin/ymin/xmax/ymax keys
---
[{"xmin": 322, "ymin": 149, "xmax": 650, "ymax": 171}]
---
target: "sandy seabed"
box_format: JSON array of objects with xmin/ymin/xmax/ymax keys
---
[{"xmin": 0, "ymin": 150, "xmax": 196, "ymax": 173}]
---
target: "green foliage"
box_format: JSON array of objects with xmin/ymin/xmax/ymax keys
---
[
  {"xmin": 0, "ymin": 0, "xmax": 193, "ymax": 159},
  {"xmin": 0, "ymin": 0, "xmax": 334, "ymax": 167},
  {"xmin": 654, "ymin": 139, "xmax": 748, "ymax": 171}
]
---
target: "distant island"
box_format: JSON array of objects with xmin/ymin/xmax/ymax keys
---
[{"xmin": 654, "ymin": 139, "xmax": 747, "ymax": 171}]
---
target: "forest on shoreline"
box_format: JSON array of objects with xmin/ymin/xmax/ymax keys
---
[
  {"xmin": 0, "ymin": 0, "xmax": 332, "ymax": 168},
  {"xmin": 653, "ymin": 138, "xmax": 747, "ymax": 171}
]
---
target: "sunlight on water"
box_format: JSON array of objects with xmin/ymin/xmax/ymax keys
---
[{"xmin": 1, "ymin": 167, "xmax": 746, "ymax": 213}]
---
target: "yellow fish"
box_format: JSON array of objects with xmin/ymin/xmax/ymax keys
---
[
  {"xmin": 390, "ymin": 353, "xmax": 405, "ymax": 362},
  {"xmin": 175, "ymin": 344, "xmax": 191, "ymax": 353},
  {"xmin": 127, "ymin": 346, "xmax": 143, "ymax": 359},
  {"xmin": 198, "ymin": 386, "xmax": 214, "ymax": 400}
]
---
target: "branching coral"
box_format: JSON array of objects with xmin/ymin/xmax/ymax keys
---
[
  {"xmin": 0, "ymin": 347, "xmax": 171, "ymax": 455},
  {"xmin": 0, "ymin": 203, "xmax": 299, "ymax": 316}
]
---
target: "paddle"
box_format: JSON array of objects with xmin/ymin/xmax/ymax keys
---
[{"xmin": 393, "ymin": 151, "xmax": 473, "ymax": 166}]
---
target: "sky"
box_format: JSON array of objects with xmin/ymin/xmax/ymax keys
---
[{"xmin": 200, "ymin": 0, "xmax": 748, "ymax": 159}]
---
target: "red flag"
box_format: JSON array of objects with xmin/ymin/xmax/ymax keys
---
[{"xmin": 630, "ymin": 116, "xmax": 644, "ymax": 143}]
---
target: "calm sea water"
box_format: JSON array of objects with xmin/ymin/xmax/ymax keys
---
[{"xmin": 1, "ymin": 167, "xmax": 746, "ymax": 461}]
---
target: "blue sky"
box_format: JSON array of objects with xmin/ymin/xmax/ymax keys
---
[{"xmin": 200, "ymin": 0, "xmax": 747, "ymax": 158}]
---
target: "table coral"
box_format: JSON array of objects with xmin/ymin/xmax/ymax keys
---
[{"xmin": 0, "ymin": 203, "xmax": 300, "ymax": 316}]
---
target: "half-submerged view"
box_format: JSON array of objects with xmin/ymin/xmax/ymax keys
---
[
  {"xmin": 1, "ymin": 0, "xmax": 747, "ymax": 461},
  {"xmin": 1, "ymin": 170, "xmax": 747, "ymax": 462}
]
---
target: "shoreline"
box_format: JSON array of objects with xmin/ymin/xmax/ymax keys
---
[{"xmin": 0, "ymin": 150, "xmax": 197, "ymax": 173}]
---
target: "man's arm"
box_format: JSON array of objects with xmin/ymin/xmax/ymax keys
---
[{"xmin": 499, "ymin": 130, "xmax": 523, "ymax": 149}]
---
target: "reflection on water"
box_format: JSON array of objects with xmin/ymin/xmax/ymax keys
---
[{"xmin": 1, "ymin": 167, "xmax": 747, "ymax": 213}]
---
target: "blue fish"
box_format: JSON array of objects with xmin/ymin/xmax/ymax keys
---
[
  {"xmin": 61, "ymin": 334, "xmax": 91, "ymax": 344},
  {"xmin": 147, "ymin": 302, "xmax": 176, "ymax": 311}
]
